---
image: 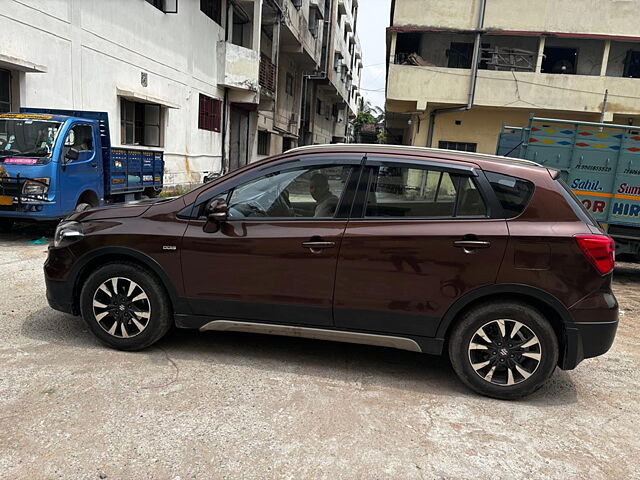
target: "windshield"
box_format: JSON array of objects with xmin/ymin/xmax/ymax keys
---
[{"xmin": 0, "ymin": 119, "xmax": 62, "ymax": 162}]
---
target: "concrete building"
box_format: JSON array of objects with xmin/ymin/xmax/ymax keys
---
[
  {"xmin": 255, "ymin": 0, "xmax": 363, "ymax": 161},
  {"xmin": 0, "ymin": 0, "xmax": 361, "ymax": 186},
  {"xmin": 385, "ymin": 0, "xmax": 640, "ymax": 154}
]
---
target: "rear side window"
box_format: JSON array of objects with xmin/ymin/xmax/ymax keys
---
[
  {"xmin": 365, "ymin": 166, "xmax": 487, "ymax": 218},
  {"xmin": 556, "ymin": 178, "xmax": 599, "ymax": 227},
  {"xmin": 485, "ymin": 172, "xmax": 534, "ymax": 218}
]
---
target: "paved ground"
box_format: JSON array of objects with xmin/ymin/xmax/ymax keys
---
[{"xmin": 1, "ymin": 224, "xmax": 639, "ymax": 480}]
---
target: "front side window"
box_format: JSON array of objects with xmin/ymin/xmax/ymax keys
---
[
  {"xmin": 366, "ymin": 166, "xmax": 486, "ymax": 218},
  {"xmin": 224, "ymin": 165, "xmax": 351, "ymax": 219},
  {"xmin": 63, "ymin": 125, "xmax": 94, "ymax": 161}
]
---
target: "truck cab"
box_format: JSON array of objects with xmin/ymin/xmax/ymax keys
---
[{"xmin": 0, "ymin": 109, "xmax": 163, "ymax": 230}]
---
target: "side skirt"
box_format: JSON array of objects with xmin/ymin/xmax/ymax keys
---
[
  {"xmin": 200, "ymin": 320, "xmax": 423, "ymax": 353},
  {"xmin": 175, "ymin": 315, "xmax": 445, "ymax": 355}
]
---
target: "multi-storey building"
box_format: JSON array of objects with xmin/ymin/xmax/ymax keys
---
[
  {"xmin": 256, "ymin": 0, "xmax": 363, "ymax": 160},
  {"xmin": 385, "ymin": 0, "xmax": 640, "ymax": 154},
  {"xmin": 1, "ymin": 0, "xmax": 361, "ymax": 185}
]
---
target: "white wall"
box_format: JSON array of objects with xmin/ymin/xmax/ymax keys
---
[{"xmin": 1, "ymin": 0, "xmax": 228, "ymax": 186}]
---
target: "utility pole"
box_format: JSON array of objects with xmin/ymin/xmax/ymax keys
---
[{"xmin": 600, "ymin": 89, "xmax": 609, "ymax": 124}]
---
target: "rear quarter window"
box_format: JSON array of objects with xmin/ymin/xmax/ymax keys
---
[
  {"xmin": 485, "ymin": 172, "xmax": 535, "ymax": 218},
  {"xmin": 555, "ymin": 178, "xmax": 599, "ymax": 227}
]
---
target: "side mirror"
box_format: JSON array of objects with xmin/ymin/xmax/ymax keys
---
[
  {"xmin": 65, "ymin": 148, "xmax": 79, "ymax": 163},
  {"xmin": 207, "ymin": 199, "xmax": 228, "ymax": 223}
]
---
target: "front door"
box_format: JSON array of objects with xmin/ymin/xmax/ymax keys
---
[
  {"xmin": 334, "ymin": 160, "xmax": 508, "ymax": 337},
  {"xmin": 60, "ymin": 123, "xmax": 100, "ymax": 212},
  {"xmin": 181, "ymin": 162, "xmax": 356, "ymax": 327}
]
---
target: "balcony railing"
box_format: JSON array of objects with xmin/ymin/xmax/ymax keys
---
[{"xmin": 259, "ymin": 56, "xmax": 277, "ymax": 93}]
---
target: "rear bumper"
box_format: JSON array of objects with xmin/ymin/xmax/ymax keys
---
[{"xmin": 561, "ymin": 290, "xmax": 619, "ymax": 369}]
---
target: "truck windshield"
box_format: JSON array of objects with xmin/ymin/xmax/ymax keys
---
[{"xmin": 0, "ymin": 119, "xmax": 62, "ymax": 162}]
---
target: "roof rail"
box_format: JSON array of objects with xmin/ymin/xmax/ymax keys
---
[{"xmin": 286, "ymin": 144, "xmax": 542, "ymax": 167}]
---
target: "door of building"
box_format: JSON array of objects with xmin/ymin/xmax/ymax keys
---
[{"xmin": 229, "ymin": 105, "xmax": 250, "ymax": 171}]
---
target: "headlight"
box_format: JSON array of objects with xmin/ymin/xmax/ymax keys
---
[
  {"xmin": 23, "ymin": 178, "xmax": 50, "ymax": 198},
  {"xmin": 53, "ymin": 221, "xmax": 84, "ymax": 248}
]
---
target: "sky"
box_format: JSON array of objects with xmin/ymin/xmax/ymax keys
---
[{"xmin": 357, "ymin": 0, "xmax": 392, "ymax": 110}]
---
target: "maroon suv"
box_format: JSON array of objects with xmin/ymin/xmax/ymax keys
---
[{"xmin": 45, "ymin": 145, "xmax": 618, "ymax": 399}]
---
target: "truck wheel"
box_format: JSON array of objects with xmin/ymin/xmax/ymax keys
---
[
  {"xmin": 448, "ymin": 301, "xmax": 558, "ymax": 400},
  {"xmin": 75, "ymin": 202, "xmax": 92, "ymax": 212},
  {"xmin": 79, "ymin": 263, "xmax": 173, "ymax": 351},
  {"xmin": 0, "ymin": 218, "xmax": 14, "ymax": 233}
]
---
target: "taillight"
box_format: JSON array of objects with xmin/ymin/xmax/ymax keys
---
[{"xmin": 574, "ymin": 235, "xmax": 615, "ymax": 275}]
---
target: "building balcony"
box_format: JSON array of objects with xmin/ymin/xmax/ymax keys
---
[
  {"xmin": 391, "ymin": 0, "xmax": 638, "ymax": 38},
  {"xmin": 279, "ymin": 0, "xmax": 322, "ymax": 68},
  {"xmin": 217, "ymin": 41, "xmax": 260, "ymax": 94},
  {"xmin": 386, "ymin": 64, "xmax": 640, "ymax": 117}
]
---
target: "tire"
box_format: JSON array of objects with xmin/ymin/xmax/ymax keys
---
[
  {"xmin": 0, "ymin": 218, "xmax": 14, "ymax": 233},
  {"xmin": 75, "ymin": 202, "xmax": 92, "ymax": 212},
  {"xmin": 448, "ymin": 301, "xmax": 559, "ymax": 400},
  {"xmin": 79, "ymin": 262, "xmax": 172, "ymax": 351}
]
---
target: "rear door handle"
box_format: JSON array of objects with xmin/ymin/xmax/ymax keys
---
[
  {"xmin": 302, "ymin": 241, "xmax": 335, "ymax": 248},
  {"xmin": 302, "ymin": 241, "xmax": 336, "ymax": 253},
  {"xmin": 454, "ymin": 240, "xmax": 491, "ymax": 253}
]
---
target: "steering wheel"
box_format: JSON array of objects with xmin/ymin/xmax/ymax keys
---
[
  {"xmin": 267, "ymin": 189, "xmax": 293, "ymax": 216},
  {"xmin": 246, "ymin": 201, "xmax": 268, "ymax": 217}
]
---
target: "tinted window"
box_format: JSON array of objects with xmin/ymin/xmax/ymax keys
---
[
  {"xmin": 485, "ymin": 172, "xmax": 534, "ymax": 218},
  {"xmin": 226, "ymin": 165, "xmax": 351, "ymax": 219},
  {"xmin": 366, "ymin": 166, "xmax": 486, "ymax": 218},
  {"xmin": 556, "ymin": 178, "xmax": 599, "ymax": 227}
]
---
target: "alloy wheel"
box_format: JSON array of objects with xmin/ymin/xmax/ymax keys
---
[
  {"xmin": 467, "ymin": 319, "xmax": 542, "ymax": 387},
  {"xmin": 92, "ymin": 277, "xmax": 151, "ymax": 339}
]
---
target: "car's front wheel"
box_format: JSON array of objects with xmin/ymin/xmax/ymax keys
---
[
  {"xmin": 80, "ymin": 262, "xmax": 172, "ymax": 350},
  {"xmin": 449, "ymin": 301, "xmax": 559, "ymax": 400}
]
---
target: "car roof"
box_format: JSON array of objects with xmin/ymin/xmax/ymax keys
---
[{"xmin": 284, "ymin": 143, "xmax": 545, "ymax": 172}]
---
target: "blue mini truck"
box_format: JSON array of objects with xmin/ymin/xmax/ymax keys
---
[
  {"xmin": 0, "ymin": 108, "xmax": 163, "ymax": 230},
  {"xmin": 498, "ymin": 115, "xmax": 640, "ymax": 257}
]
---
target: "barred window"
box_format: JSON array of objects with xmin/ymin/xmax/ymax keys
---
[{"xmin": 198, "ymin": 94, "xmax": 221, "ymax": 132}]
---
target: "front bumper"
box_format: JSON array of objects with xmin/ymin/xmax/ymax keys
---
[
  {"xmin": 45, "ymin": 276, "xmax": 76, "ymax": 315},
  {"xmin": 44, "ymin": 245, "xmax": 78, "ymax": 315}
]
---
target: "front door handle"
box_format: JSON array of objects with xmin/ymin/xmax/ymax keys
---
[
  {"xmin": 90, "ymin": 162, "xmax": 97, "ymax": 168},
  {"xmin": 454, "ymin": 240, "xmax": 491, "ymax": 254},
  {"xmin": 302, "ymin": 241, "xmax": 336, "ymax": 253}
]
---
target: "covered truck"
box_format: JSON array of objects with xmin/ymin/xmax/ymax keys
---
[
  {"xmin": 0, "ymin": 108, "xmax": 163, "ymax": 230},
  {"xmin": 498, "ymin": 115, "xmax": 640, "ymax": 257}
]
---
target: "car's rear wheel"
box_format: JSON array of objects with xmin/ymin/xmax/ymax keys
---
[
  {"xmin": 80, "ymin": 263, "xmax": 172, "ymax": 350},
  {"xmin": 448, "ymin": 301, "xmax": 558, "ymax": 400}
]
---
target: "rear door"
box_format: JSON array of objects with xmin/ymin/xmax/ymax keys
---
[{"xmin": 333, "ymin": 156, "xmax": 508, "ymax": 337}]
